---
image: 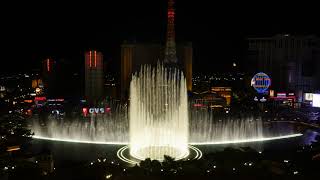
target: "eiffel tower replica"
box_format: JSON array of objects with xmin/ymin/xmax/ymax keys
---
[{"xmin": 164, "ymin": 0, "xmax": 178, "ymax": 67}]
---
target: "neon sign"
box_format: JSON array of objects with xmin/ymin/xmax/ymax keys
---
[
  {"xmin": 277, "ymin": 93, "xmax": 286, "ymax": 98},
  {"xmin": 94, "ymin": 51, "xmax": 97, "ymax": 68},
  {"xmin": 47, "ymin": 99, "xmax": 64, "ymax": 102},
  {"xmin": 251, "ymin": 72, "xmax": 271, "ymax": 94},
  {"xmin": 82, "ymin": 108, "xmax": 88, "ymax": 117},
  {"xmin": 35, "ymin": 97, "xmax": 46, "ymax": 101},
  {"xmin": 24, "ymin": 100, "xmax": 33, "ymax": 103},
  {"xmin": 47, "ymin": 59, "xmax": 50, "ymax": 72},
  {"xmin": 304, "ymin": 93, "xmax": 313, "ymax": 101},
  {"xmin": 89, "ymin": 108, "xmax": 105, "ymax": 114},
  {"xmin": 193, "ymin": 103, "xmax": 205, "ymax": 107},
  {"xmin": 82, "ymin": 107, "xmax": 111, "ymax": 116},
  {"xmin": 288, "ymin": 93, "xmax": 295, "ymax": 96},
  {"xmin": 313, "ymin": 94, "xmax": 320, "ymax": 108}
]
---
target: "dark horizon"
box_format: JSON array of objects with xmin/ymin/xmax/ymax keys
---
[{"xmin": 1, "ymin": 0, "xmax": 319, "ymax": 73}]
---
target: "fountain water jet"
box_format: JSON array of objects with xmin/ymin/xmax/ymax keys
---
[{"xmin": 129, "ymin": 63, "xmax": 189, "ymax": 161}]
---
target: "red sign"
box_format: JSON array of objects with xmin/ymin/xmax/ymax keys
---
[
  {"xmin": 82, "ymin": 108, "xmax": 88, "ymax": 117},
  {"xmin": 193, "ymin": 104, "xmax": 205, "ymax": 107},
  {"xmin": 35, "ymin": 97, "xmax": 46, "ymax": 101}
]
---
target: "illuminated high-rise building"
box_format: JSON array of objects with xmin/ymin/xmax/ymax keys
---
[
  {"xmin": 43, "ymin": 58, "xmax": 53, "ymax": 73},
  {"xmin": 247, "ymin": 35, "xmax": 319, "ymax": 89},
  {"xmin": 85, "ymin": 50, "xmax": 104, "ymax": 104},
  {"xmin": 180, "ymin": 43, "xmax": 193, "ymax": 91},
  {"xmin": 42, "ymin": 58, "xmax": 55, "ymax": 77},
  {"xmin": 247, "ymin": 34, "xmax": 320, "ymax": 100},
  {"xmin": 42, "ymin": 58, "xmax": 55, "ymax": 96}
]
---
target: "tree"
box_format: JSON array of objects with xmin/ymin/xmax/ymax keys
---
[
  {"xmin": 162, "ymin": 155, "xmax": 176, "ymax": 170},
  {"xmin": 140, "ymin": 158, "xmax": 153, "ymax": 174}
]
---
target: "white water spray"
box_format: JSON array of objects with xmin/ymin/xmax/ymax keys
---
[{"xmin": 129, "ymin": 63, "xmax": 189, "ymax": 161}]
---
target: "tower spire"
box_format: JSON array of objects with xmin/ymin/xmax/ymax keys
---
[{"xmin": 164, "ymin": 0, "xmax": 178, "ymax": 64}]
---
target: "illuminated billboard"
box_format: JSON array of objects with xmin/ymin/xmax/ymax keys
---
[
  {"xmin": 32, "ymin": 79, "xmax": 43, "ymax": 89},
  {"xmin": 304, "ymin": 93, "xmax": 313, "ymax": 101},
  {"xmin": 312, "ymin": 94, "xmax": 320, "ymax": 108},
  {"xmin": 34, "ymin": 96, "xmax": 46, "ymax": 101},
  {"xmin": 251, "ymin": 72, "xmax": 271, "ymax": 94},
  {"xmin": 82, "ymin": 107, "xmax": 112, "ymax": 117},
  {"xmin": 24, "ymin": 100, "xmax": 33, "ymax": 103},
  {"xmin": 276, "ymin": 93, "xmax": 286, "ymax": 98},
  {"xmin": 47, "ymin": 98, "xmax": 64, "ymax": 102},
  {"xmin": 269, "ymin": 90, "xmax": 274, "ymax": 97}
]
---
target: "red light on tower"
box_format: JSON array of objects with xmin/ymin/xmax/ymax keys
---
[
  {"xmin": 89, "ymin": 51, "xmax": 92, "ymax": 68},
  {"xmin": 168, "ymin": 10, "xmax": 174, "ymax": 18},
  {"xmin": 47, "ymin": 59, "xmax": 50, "ymax": 72},
  {"xmin": 94, "ymin": 50, "xmax": 97, "ymax": 67}
]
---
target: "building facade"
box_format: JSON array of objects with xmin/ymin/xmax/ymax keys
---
[
  {"xmin": 247, "ymin": 34, "xmax": 320, "ymax": 101},
  {"xmin": 120, "ymin": 42, "xmax": 193, "ymax": 100},
  {"xmin": 85, "ymin": 50, "xmax": 104, "ymax": 104},
  {"xmin": 42, "ymin": 58, "xmax": 56, "ymax": 97}
]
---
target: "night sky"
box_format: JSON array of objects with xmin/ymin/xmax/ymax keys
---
[{"xmin": 1, "ymin": 1, "xmax": 319, "ymax": 74}]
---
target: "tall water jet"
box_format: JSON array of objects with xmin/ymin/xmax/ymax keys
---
[{"xmin": 129, "ymin": 63, "xmax": 189, "ymax": 161}]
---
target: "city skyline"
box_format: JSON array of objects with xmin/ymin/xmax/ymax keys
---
[
  {"xmin": 1, "ymin": 1, "xmax": 320, "ymax": 179},
  {"xmin": 1, "ymin": 0, "xmax": 320, "ymax": 73}
]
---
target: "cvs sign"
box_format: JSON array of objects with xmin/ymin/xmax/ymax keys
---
[
  {"xmin": 89, "ymin": 108, "xmax": 105, "ymax": 114},
  {"xmin": 82, "ymin": 107, "xmax": 111, "ymax": 117}
]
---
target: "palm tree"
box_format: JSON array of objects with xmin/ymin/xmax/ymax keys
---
[{"xmin": 162, "ymin": 155, "xmax": 177, "ymax": 174}]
